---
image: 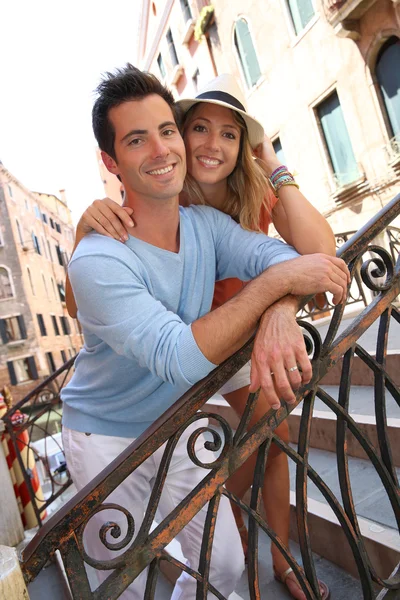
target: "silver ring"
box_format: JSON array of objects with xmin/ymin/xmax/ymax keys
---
[{"xmin": 288, "ymin": 366, "xmax": 299, "ymax": 373}]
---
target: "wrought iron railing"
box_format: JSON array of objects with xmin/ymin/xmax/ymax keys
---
[
  {"xmin": 1, "ymin": 359, "xmax": 75, "ymax": 527},
  {"xmin": 10, "ymin": 195, "xmax": 400, "ymax": 598},
  {"xmin": 300, "ymin": 225, "xmax": 400, "ymax": 318}
]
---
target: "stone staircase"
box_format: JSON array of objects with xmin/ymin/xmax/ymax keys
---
[{"xmin": 21, "ymin": 309, "xmax": 400, "ymax": 598}]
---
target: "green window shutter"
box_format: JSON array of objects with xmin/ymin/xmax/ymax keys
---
[
  {"xmin": 0, "ymin": 319, "xmax": 7, "ymax": 344},
  {"xmin": 317, "ymin": 91, "xmax": 359, "ymax": 187},
  {"xmin": 27, "ymin": 356, "xmax": 39, "ymax": 380},
  {"xmin": 235, "ymin": 19, "xmax": 261, "ymax": 88},
  {"xmin": 7, "ymin": 362, "xmax": 17, "ymax": 385},
  {"xmin": 287, "ymin": 0, "xmax": 315, "ymax": 35},
  {"xmin": 17, "ymin": 315, "xmax": 27, "ymax": 339},
  {"xmin": 376, "ymin": 37, "xmax": 400, "ymax": 139}
]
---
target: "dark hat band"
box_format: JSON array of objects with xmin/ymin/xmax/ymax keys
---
[{"xmin": 195, "ymin": 90, "xmax": 246, "ymax": 113}]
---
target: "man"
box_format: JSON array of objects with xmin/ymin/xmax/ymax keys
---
[{"xmin": 62, "ymin": 65, "xmax": 349, "ymax": 598}]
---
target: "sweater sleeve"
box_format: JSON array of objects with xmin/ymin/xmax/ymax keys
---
[
  {"xmin": 69, "ymin": 254, "xmax": 216, "ymax": 388},
  {"xmin": 205, "ymin": 207, "xmax": 301, "ymax": 281}
]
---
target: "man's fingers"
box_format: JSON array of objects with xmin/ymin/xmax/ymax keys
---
[
  {"xmin": 268, "ymin": 362, "xmax": 295, "ymax": 406},
  {"xmin": 297, "ymin": 350, "xmax": 312, "ymax": 384}
]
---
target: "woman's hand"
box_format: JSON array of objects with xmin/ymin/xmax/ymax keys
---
[
  {"xmin": 253, "ymin": 135, "xmax": 281, "ymax": 176},
  {"xmin": 77, "ymin": 198, "xmax": 135, "ymax": 242}
]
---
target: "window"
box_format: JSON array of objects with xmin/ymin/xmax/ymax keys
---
[
  {"xmin": 42, "ymin": 274, "xmax": 49, "ymax": 298},
  {"xmin": 287, "ymin": 0, "xmax": 315, "ymax": 35},
  {"xmin": 376, "ymin": 37, "xmax": 400, "ymax": 140},
  {"xmin": 180, "ymin": 0, "xmax": 192, "ymax": 23},
  {"xmin": 167, "ymin": 29, "xmax": 179, "ymax": 67},
  {"xmin": 55, "ymin": 223, "xmax": 61, "ymax": 234},
  {"xmin": 8, "ymin": 185, "xmax": 13, "ymax": 198},
  {"xmin": 60, "ymin": 349, "xmax": 67, "ymax": 363},
  {"xmin": 37, "ymin": 314, "xmax": 47, "ymax": 336},
  {"xmin": 47, "ymin": 240, "xmax": 53, "ymax": 261},
  {"xmin": 34, "ymin": 205, "xmax": 41, "ymax": 220},
  {"xmin": 51, "ymin": 277, "xmax": 57, "ymax": 300},
  {"xmin": 0, "ymin": 266, "xmax": 13, "ymax": 299},
  {"xmin": 272, "ymin": 138, "xmax": 287, "ymax": 165},
  {"xmin": 25, "ymin": 199, "xmax": 29, "ymax": 211},
  {"xmin": 192, "ymin": 68, "xmax": 200, "ymax": 92},
  {"xmin": 42, "ymin": 212, "xmax": 48, "ymax": 224},
  {"xmin": 157, "ymin": 53, "xmax": 166, "ymax": 79},
  {"xmin": 60, "ymin": 316, "xmax": 70, "ymax": 335},
  {"xmin": 27, "ymin": 267, "xmax": 35, "ymax": 295},
  {"xmin": 51, "ymin": 315, "xmax": 60, "ymax": 336},
  {"xmin": 50, "ymin": 218, "xmax": 55, "ymax": 229},
  {"xmin": 55, "ymin": 244, "xmax": 64, "ymax": 266},
  {"xmin": 42, "ymin": 236, "xmax": 48, "ymax": 259},
  {"xmin": 16, "ymin": 220, "xmax": 24, "ymax": 246},
  {"xmin": 316, "ymin": 90, "xmax": 359, "ymax": 187},
  {"xmin": 234, "ymin": 19, "xmax": 261, "ymax": 89},
  {"xmin": 31, "ymin": 231, "xmax": 41, "ymax": 254},
  {"xmin": 46, "ymin": 351, "xmax": 56, "ymax": 374},
  {"xmin": 58, "ymin": 282, "xmax": 66, "ymax": 303},
  {"xmin": 7, "ymin": 356, "xmax": 38, "ymax": 384},
  {"xmin": 0, "ymin": 315, "xmax": 27, "ymax": 343}
]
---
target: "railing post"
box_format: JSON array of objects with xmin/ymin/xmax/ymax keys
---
[
  {"xmin": 0, "ymin": 420, "xmax": 24, "ymax": 547},
  {"xmin": 0, "ymin": 545, "xmax": 30, "ymax": 599}
]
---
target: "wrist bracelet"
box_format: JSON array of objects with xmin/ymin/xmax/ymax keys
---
[{"xmin": 268, "ymin": 167, "xmax": 299, "ymax": 197}]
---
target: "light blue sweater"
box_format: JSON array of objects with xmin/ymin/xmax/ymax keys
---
[{"xmin": 62, "ymin": 205, "xmax": 299, "ymax": 438}]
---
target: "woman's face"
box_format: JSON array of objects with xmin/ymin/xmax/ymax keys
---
[{"xmin": 183, "ymin": 103, "xmax": 241, "ymax": 187}]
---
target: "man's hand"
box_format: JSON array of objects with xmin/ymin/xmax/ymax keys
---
[
  {"xmin": 278, "ymin": 254, "xmax": 350, "ymax": 306},
  {"xmin": 249, "ymin": 297, "xmax": 312, "ymax": 410}
]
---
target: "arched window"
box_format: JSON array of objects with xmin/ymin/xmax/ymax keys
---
[
  {"xmin": 16, "ymin": 220, "xmax": 24, "ymax": 246},
  {"xmin": 287, "ymin": 0, "xmax": 315, "ymax": 36},
  {"xmin": 27, "ymin": 267, "xmax": 35, "ymax": 296},
  {"xmin": 0, "ymin": 266, "xmax": 14, "ymax": 299},
  {"xmin": 42, "ymin": 273, "xmax": 49, "ymax": 298},
  {"xmin": 234, "ymin": 18, "xmax": 261, "ymax": 89},
  {"xmin": 376, "ymin": 37, "xmax": 400, "ymax": 139},
  {"xmin": 51, "ymin": 277, "xmax": 57, "ymax": 300}
]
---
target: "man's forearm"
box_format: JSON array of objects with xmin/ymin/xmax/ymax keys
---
[{"xmin": 192, "ymin": 266, "xmax": 291, "ymax": 364}]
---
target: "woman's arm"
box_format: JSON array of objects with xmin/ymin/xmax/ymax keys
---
[
  {"xmin": 255, "ymin": 137, "xmax": 336, "ymax": 256},
  {"xmin": 66, "ymin": 199, "xmax": 135, "ymax": 318}
]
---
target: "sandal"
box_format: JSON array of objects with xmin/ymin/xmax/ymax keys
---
[{"xmin": 274, "ymin": 566, "xmax": 330, "ymax": 600}]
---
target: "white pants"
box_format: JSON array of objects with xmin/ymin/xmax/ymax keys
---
[
  {"xmin": 218, "ymin": 362, "xmax": 251, "ymax": 395},
  {"xmin": 63, "ymin": 422, "xmax": 244, "ymax": 599}
]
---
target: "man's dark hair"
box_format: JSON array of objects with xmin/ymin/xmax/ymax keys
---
[{"xmin": 92, "ymin": 64, "xmax": 181, "ymax": 161}]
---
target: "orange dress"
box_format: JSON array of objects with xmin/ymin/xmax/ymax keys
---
[{"xmin": 212, "ymin": 198, "xmax": 278, "ymax": 310}]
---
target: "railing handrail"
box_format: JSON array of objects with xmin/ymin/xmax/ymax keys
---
[
  {"xmin": 337, "ymin": 194, "xmax": 400, "ymax": 263},
  {"xmin": 21, "ymin": 195, "xmax": 400, "ymax": 585}
]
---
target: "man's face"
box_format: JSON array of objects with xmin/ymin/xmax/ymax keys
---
[{"xmin": 102, "ymin": 94, "xmax": 186, "ymax": 201}]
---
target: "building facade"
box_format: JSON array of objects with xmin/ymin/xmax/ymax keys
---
[
  {"xmin": 0, "ymin": 163, "xmax": 83, "ymax": 403},
  {"xmin": 137, "ymin": 0, "xmax": 400, "ymax": 234}
]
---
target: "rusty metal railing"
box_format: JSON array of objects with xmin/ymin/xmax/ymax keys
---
[
  {"xmin": 2, "ymin": 359, "xmax": 75, "ymax": 527},
  {"xmin": 300, "ymin": 225, "xmax": 400, "ymax": 319},
  {"xmin": 12, "ymin": 195, "xmax": 400, "ymax": 598}
]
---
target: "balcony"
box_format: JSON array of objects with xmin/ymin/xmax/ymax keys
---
[{"xmin": 324, "ymin": 0, "xmax": 381, "ymax": 39}]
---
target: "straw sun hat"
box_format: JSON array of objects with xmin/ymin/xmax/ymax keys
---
[{"xmin": 176, "ymin": 73, "xmax": 265, "ymax": 149}]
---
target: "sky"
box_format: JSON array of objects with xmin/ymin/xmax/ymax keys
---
[{"xmin": 0, "ymin": 1, "xmax": 141, "ymax": 224}]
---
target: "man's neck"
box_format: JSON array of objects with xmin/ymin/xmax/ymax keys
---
[{"xmin": 123, "ymin": 192, "xmax": 181, "ymax": 253}]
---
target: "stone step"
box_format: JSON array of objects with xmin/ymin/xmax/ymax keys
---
[{"xmin": 206, "ymin": 383, "xmax": 400, "ymax": 466}]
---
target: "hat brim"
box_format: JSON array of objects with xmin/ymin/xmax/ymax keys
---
[{"xmin": 176, "ymin": 97, "xmax": 265, "ymax": 149}]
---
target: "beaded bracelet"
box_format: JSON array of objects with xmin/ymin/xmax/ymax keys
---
[{"xmin": 268, "ymin": 165, "xmax": 299, "ymax": 197}]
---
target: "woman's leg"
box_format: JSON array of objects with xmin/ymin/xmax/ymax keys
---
[{"xmin": 223, "ymin": 386, "xmax": 318, "ymax": 600}]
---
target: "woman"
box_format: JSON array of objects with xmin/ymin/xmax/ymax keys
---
[{"xmin": 66, "ymin": 74, "xmax": 333, "ymax": 600}]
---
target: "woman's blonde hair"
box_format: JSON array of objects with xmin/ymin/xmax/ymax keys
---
[{"xmin": 182, "ymin": 105, "xmax": 274, "ymax": 232}]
